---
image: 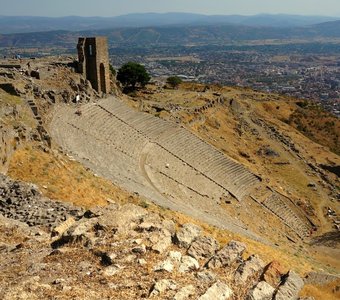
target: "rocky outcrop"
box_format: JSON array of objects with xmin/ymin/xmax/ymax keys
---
[
  {"xmin": 174, "ymin": 223, "xmax": 202, "ymax": 248},
  {"xmin": 0, "ymin": 175, "xmax": 308, "ymax": 299},
  {"xmin": 198, "ymin": 281, "xmax": 233, "ymax": 300},
  {"xmin": 274, "ymin": 271, "xmax": 304, "ymax": 300},
  {"xmin": 248, "ymin": 281, "xmax": 275, "ymax": 300},
  {"xmin": 206, "ymin": 240, "xmax": 246, "ymax": 269},
  {"xmin": 0, "ymin": 174, "xmax": 83, "ymax": 227}
]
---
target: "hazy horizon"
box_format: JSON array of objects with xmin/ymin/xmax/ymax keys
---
[{"xmin": 0, "ymin": 0, "xmax": 340, "ymax": 18}]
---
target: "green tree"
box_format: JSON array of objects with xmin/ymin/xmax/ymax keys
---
[
  {"xmin": 166, "ymin": 76, "xmax": 182, "ymax": 89},
  {"xmin": 117, "ymin": 62, "xmax": 150, "ymax": 89}
]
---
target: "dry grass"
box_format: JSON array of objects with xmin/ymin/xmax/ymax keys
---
[
  {"xmin": 300, "ymin": 280, "xmax": 340, "ymax": 300},
  {"xmin": 0, "ymin": 89, "xmax": 35, "ymax": 128},
  {"xmin": 7, "ymin": 144, "xmax": 135, "ymax": 208}
]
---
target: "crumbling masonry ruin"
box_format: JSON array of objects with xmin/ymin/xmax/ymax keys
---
[{"xmin": 77, "ymin": 37, "xmax": 111, "ymax": 94}]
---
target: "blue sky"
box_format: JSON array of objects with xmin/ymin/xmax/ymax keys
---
[{"xmin": 1, "ymin": 0, "xmax": 340, "ymax": 17}]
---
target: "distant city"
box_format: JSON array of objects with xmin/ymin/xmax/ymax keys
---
[{"xmin": 110, "ymin": 43, "xmax": 340, "ymax": 117}]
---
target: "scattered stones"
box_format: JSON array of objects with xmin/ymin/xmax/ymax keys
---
[
  {"xmin": 0, "ymin": 174, "xmax": 83, "ymax": 228},
  {"xmin": 187, "ymin": 235, "xmax": 219, "ymax": 260},
  {"xmin": 207, "ymin": 240, "xmax": 246, "ymax": 269},
  {"xmin": 0, "ymin": 175, "xmax": 308, "ymax": 300},
  {"xmin": 198, "ymin": 281, "xmax": 233, "ymax": 300},
  {"xmin": 274, "ymin": 271, "xmax": 304, "ymax": 300},
  {"xmin": 248, "ymin": 281, "xmax": 275, "ymax": 300},
  {"xmin": 174, "ymin": 223, "xmax": 202, "ymax": 248},
  {"xmin": 179, "ymin": 255, "xmax": 200, "ymax": 273}
]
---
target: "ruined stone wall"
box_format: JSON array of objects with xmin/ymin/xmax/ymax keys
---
[{"xmin": 77, "ymin": 37, "xmax": 110, "ymax": 94}]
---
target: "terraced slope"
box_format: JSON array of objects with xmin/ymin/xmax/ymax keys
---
[{"xmin": 50, "ymin": 97, "xmax": 263, "ymax": 238}]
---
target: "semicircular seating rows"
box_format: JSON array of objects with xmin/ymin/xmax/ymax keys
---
[{"xmin": 51, "ymin": 97, "xmax": 261, "ymax": 204}]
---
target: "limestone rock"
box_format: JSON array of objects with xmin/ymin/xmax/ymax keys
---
[
  {"xmin": 274, "ymin": 271, "xmax": 304, "ymax": 300},
  {"xmin": 174, "ymin": 223, "xmax": 202, "ymax": 248},
  {"xmin": 149, "ymin": 279, "xmax": 177, "ymax": 297},
  {"xmin": 198, "ymin": 281, "xmax": 233, "ymax": 300},
  {"xmin": 150, "ymin": 229, "xmax": 172, "ymax": 254},
  {"xmin": 196, "ymin": 270, "xmax": 217, "ymax": 283},
  {"xmin": 51, "ymin": 217, "xmax": 75, "ymax": 237},
  {"xmin": 207, "ymin": 240, "xmax": 246, "ymax": 269},
  {"xmin": 174, "ymin": 285, "xmax": 196, "ymax": 300},
  {"xmin": 179, "ymin": 255, "xmax": 200, "ymax": 273},
  {"xmin": 138, "ymin": 213, "xmax": 163, "ymax": 232},
  {"xmin": 97, "ymin": 203, "xmax": 147, "ymax": 232},
  {"xmin": 168, "ymin": 251, "xmax": 182, "ymax": 263},
  {"xmin": 235, "ymin": 254, "xmax": 265, "ymax": 283},
  {"xmin": 103, "ymin": 265, "xmax": 123, "ymax": 276},
  {"xmin": 262, "ymin": 261, "xmax": 285, "ymax": 288},
  {"xmin": 51, "ymin": 218, "xmax": 95, "ymax": 248},
  {"xmin": 248, "ymin": 281, "xmax": 275, "ymax": 300},
  {"xmin": 162, "ymin": 219, "xmax": 176, "ymax": 236},
  {"xmin": 154, "ymin": 259, "xmax": 174, "ymax": 273},
  {"xmin": 187, "ymin": 235, "xmax": 219, "ymax": 260}
]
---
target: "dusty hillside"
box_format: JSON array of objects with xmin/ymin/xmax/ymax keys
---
[{"xmin": 0, "ymin": 57, "xmax": 339, "ymax": 299}]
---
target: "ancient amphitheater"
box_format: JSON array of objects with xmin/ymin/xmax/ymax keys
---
[{"xmin": 50, "ymin": 96, "xmax": 312, "ymax": 239}]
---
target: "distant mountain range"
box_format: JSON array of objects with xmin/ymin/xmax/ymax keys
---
[
  {"xmin": 1, "ymin": 15, "xmax": 340, "ymax": 49},
  {"xmin": 0, "ymin": 13, "xmax": 339, "ymax": 34}
]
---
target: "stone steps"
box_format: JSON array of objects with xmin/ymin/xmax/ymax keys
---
[{"xmin": 263, "ymin": 193, "xmax": 311, "ymax": 238}]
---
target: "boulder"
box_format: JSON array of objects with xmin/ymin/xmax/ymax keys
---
[
  {"xmin": 179, "ymin": 255, "xmax": 200, "ymax": 273},
  {"xmin": 235, "ymin": 254, "xmax": 265, "ymax": 283},
  {"xmin": 150, "ymin": 229, "xmax": 172, "ymax": 254},
  {"xmin": 274, "ymin": 271, "xmax": 304, "ymax": 300},
  {"xmin": 154, "ymin": 259, "xmax": 174, "ymax": 273},
  {"xmin": 262, "ymin": 261, "xmax": 286, "ymax": 288},
  {"xmin": 198, "ymin": 281, "xmax": 233, "ymax": 300},
  {"xmin": 168, "ymin": 251, "xmax": 182, "ymax": 263},
  {"xmin": 196, "ymin": 270, "xmax": 217, "ymax": 283},
  {"xmin": 174, "ymin": 285, "xmax": 196, "ymax": 300},
  {"xmin": 97, "ymin": 204, "xmax": 147, "ymax": 232},
  {"xmin": 248, "ymin": 281, "xmax": 275, "ymax": 300},
  {"xmin": 51, "ymin": 218, "xmax": 95, "ymax": 248},
  {"xmin": 187, "ymin": 235, "xmax": 219, "ymax": 260},
  {"xmin": 206, "ymin": 240, "xmax": 246, "ymax": 269},
  {"xmin": 51, "ymin": 217, "xmax": 75, "ymax": 237},
  {"xmin": 174, "ymin": 223, "xmax": 202, "ymax": 248},
  {"xmin": 149, "ymin": 279, "xmax": 177, "ymax": 297},
  {"xmin": 102, "ymin": 264, "xmax": 123, "ymax": 276}
]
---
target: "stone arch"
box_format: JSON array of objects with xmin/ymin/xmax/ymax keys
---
[{"xmin": 100, "ymin": 63, "xmax": 106, "ymax": 93}]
